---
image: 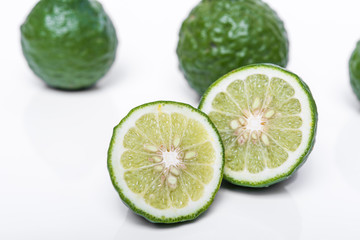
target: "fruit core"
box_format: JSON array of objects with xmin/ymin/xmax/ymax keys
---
[
  {"xmin": 162, "ymin": 150, "xmax": 180, "ymax": 168},
  {"xmin": 247, "ymin": 115, "xmax": 264, "ymax": 131},
  {"xmin": 229, "ymin": 97, "xmax": 275, "ymax": 146},
  {"xmin": 143, "ymin": 137, "xmax": 198, "ymax": 190}
]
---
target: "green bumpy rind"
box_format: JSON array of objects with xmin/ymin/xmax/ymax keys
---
[
  {"xmin": 349, "ymin": 41, "xmax": 360, "ymax": 100},
  {"xmin": 107, "ymin": 101, "xmax": 225, "ymax": 223},
  {"xmin": 199, "ymin": 64, "xmax": 318, "ymax": 187},
  {"xmin": 21, "ymin": 0, "xmax": 118, "ymax": 90},
  {"xmin": 177, "ymin": 0, "xmax": 289, "ymax": 95}
]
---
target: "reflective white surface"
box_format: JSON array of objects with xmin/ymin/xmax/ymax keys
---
[{"xmin": 1, "ymin": 0, "xmax": 360, "ymax": 239}]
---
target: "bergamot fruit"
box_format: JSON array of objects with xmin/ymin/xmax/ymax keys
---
[
  {"xmin": 349, "ymin": 41, "xmax": 360, "ymax": 100},
  {"xmin": 199, "ymin": 64, "xmax": 317, "ymax": 187},
  {"xmin": 107, "ymin": 101, "xmax": 224, "ymax": 223},
  {"xmin": 177, "ymin": 0, "xmax": 289, "ymax": 94},
  {"xmin": 21, "ymin": 0, "xmax": 118, "ymax": 90}
]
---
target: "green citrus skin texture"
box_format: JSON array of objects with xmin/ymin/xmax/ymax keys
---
[
  {"xmin": 177, "ymin": 0, "xmax": 289, "ymax": 95},
  {"xmin": 349, "ymin": 41, "xmax": 360, "ymax": 100},
  {"xmin": 21, "ymin": 0, "xmax": 118, "ymax": 90}
]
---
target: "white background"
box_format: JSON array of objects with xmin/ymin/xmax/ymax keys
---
[{"xmin": 1, "ymin": 0, "xmax": 360, "ymax": 239}]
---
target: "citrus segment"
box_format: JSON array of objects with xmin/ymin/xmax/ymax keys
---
[
  {"xmin": 171, "ymin": 113, "xmax": 188, "ymax": 140},
  {"xmin": 158, "ymin": 113, "xmax": 171, "ymax": 147},
  {"xmin": 208, "ymin": 112, "xmax": 237, "ymax": 131},
  {"xmin": 278, "ymin": 99, "xmax": 301, "ymax": 115},
  {"xmin": 124, "ymin": 167, "xmax": 158, "ymax": 194},
  {"xmin": 135, "ymin": 113, "xmax": 164, "ymax": 146},
  {"xmin": 169, "ymin": 182, "xmax": 189, "ymax": 209},
  {"xmin": 144, "ymin": 177, "xmax": 171, "ymax": 210},
  {"xmin": 185, "ymin": 164, "xmax": 214, "ymax": 184},
  {"xmin": 268, "ymin": 116, "xmax": 302, "ymax": 129},
  {"xmin": 225, "ymin": 144, "xmax": 246, "ymax": 172},
  {"xmin": 120, "ymin": 150, "xmax": 153, "ymax": 169},
  {"xmin": 182, "ymin": 119, "xmax": 209, "ymax": 146},
  {"xmin": 123, "ymin": 127, "xmax": 154, "ymax": 151},
  {"xmin": 267, "ymin": 129, "xmax": 302, "ymax": 152},
  {"xmin": 266, "ymin": 138, "xmax": 289, "ymax": 169},
  {"xmin": 268, "ymin": 77, "xmax": 295, "ymax": 107},
  {"xmin": 246, "ymin": 141, "xmax": 266, "ymax": 174},
  {"xmin": 212, "ymin": 92, "xmax": 242, "ymax": 115},
  {"xmin": 179, "ymin": 172, "xmax": 204, "ymax": 202},
  {"xmin": 245, "ymin": 74, "xmax": 269, "ymax": 112},
  {"xmin": 226, "ymin": 80, "xmax": 249, "ymax": 111}
]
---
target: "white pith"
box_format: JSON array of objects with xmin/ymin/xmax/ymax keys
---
[
  {"xmin": 109, "ymin": 103, "xmax": 223, "ymax": 219},
  {"xmin": 200, "ymin": 66, "xmax": 314, "ymax": 184},
  {"xmin": 162, "ymin": 151, "xmax": 180, "ymax": 169},
  {"xmin": 246, "ymin": 114, "xmax": 263, "ymax": 132}
]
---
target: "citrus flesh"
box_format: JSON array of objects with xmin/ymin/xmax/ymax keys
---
[
  {"xmin": 177, "ymin": 0, "xmax": 289, "ymax": 94},
  {"xmin": 108, "ymin": 101, "xmax": 224, "ymax": 223},
  {"xmin": 21, "ymin": 0, "xmax": 117, "ymax": 90},
  {"xmin": 199, "ymin": 64, "xmax": 317, "ymax": 187}
]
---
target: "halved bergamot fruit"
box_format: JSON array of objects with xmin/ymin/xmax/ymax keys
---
[
  {"xmin": 199, "ymin": 64, "xmax": 317, "ymax": 187},
  {"xmin": 108, "ymin": 101, "xmax": 224, "ymax": 223}
]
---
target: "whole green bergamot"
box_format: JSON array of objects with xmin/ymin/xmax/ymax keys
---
[
  {"xmin": 177, "ymin": 0, "xmax": 289, "ymax": 94},
  {"xmin": 349, "ymin": 41, "xmax": 360, "ymax": 100},
  {"xmin": 21, "ymin": 0, "xmax": 118, "ymax": 90}
]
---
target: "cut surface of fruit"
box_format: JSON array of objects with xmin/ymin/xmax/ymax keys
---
[
  {"xmin": 108, "ymin": 101, "xmax": 224, "ymax": 223},
  {"xmin": 199, "ymin": 64, "xmax": 317, "ymax": 187}
]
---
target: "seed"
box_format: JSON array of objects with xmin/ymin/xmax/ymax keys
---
[
  {"xmin": 170, "ymin": 167, "xmax": 180, "ymax": 176},
  {"xmin": 230, "ymin": 120, "xmax": 240, "ymax": 129},
  {"xmin": 167, "ymin": 175, "xmax": 177, "ymax": 189},
  {"xmin": 243, "ymin": 131, "xmax": 250, "ymax": 140},
  {"xmin": 252, "ymin": 97, "xmax": 261, "ymax": 109},
  {"xmin": 173, "ymin": 136, "xmax": 181, "ymax": 148},
  {"xmin": 167, "ymin": 176, "xmax": 177, "ymax": 184},
  {"xmin": 144, "ymin": 144, "xmax": 158, "ymax": 152},
  {"xmin": 261, "ymin": 133, "xmax": 270, "ymax": 146},
  {"xmin": 152, "ymin": 156, "xmax": 162, "ymax": 163},
  {"xmin": 184, "ymin": 151, "xmax": 197, "ymax": 159},
  {"xmin": 251, "ymin": 131, "xmax": 258, "ymax": 140},
  {"xmin": 154, "ymin": 165, "xmax": 164, "ymax": 172},
  {"xmin": 264, "ymin": 109, "xmax": 275, "ymax": 119}
]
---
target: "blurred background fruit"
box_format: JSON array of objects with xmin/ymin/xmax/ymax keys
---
[
  {"xmin": 177, "ymin": 0, "xmax": 289, "ymax": 95},
  {"xmin": 21, "ymin": 0, "xmax": 118, "ymax": 90},
  {"xmin": 349, "ymin": 41, "xmax": 360, "ymax": 100}
]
